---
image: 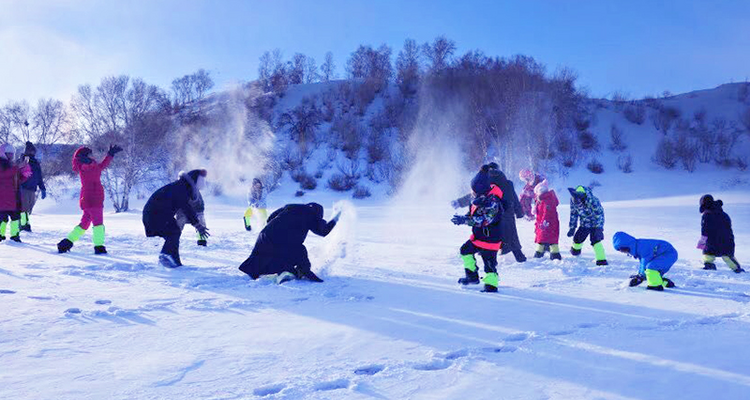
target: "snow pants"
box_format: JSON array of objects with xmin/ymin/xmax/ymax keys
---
[
  {"xmin": 0, "ymin": 211, "xmax": 21, "ymax": 238},
  {"xmin": 160, "ymin": 231, "xmax": 182, "ymax": 266},
  {"xmin": 572, "ymin": 227, "xmax": 607, "ymax": 261},
  {"xmin": 460, "ymin": 240, "xmax": 499, "ymax": 288},
  {"xmin": 20, "ymin": 189, "xmax": 37, "ymax": 229},
  {"xmin": 499, "ymin": 213, "xmax": 526, "ymax": 262},
  {"xmin": 66, "ymin": 208, "xmax": 106, "ymax": 246},
  {"xmin": 703, "ymin": 254, "xmax": 742, "ymax": 272}
]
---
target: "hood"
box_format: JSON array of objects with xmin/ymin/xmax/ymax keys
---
[
  {"xmin": 307, "ymin": 203, "xmax": 324, "ymax": 219},
  {"xmin": 471, "ymin": 166, "xmax": 491, "ymax": 195},
  {"xmin": 568, "ymin": 185, "xmax": 592, "ymax": 202},
  {"xmin": 700, "ymin": 194, "xmax": 723, "ymax": 213},
  {"xmin": 538, "ymin": 189, "xmax": 557, "ymax": 204},
  {"xmin": 613, "ymin": 231, "xmax": 637, "ymax": 256},
  {"xmin": 72, "ymin": 146, "xmax": 93, "ymax": 172}
]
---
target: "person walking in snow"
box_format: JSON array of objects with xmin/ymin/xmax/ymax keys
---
[
  {"xmin": 451, "ymin": 165, "xmax": 504, "ymax": 293},
  {"xmin": 57, "ymin": 145, "xmax": 123, "ymax": 254},
  {"xmin": 142, "ymin": 169, "xmax": 211, "ymax": 268},
  {"xmin": 18, "ymin": 141, "xmax": 46, "ymax": 232},
  {"xmin": 239, "ymin": 202, "xmax": 339, "ymax": 283},
  {"xmin": 174, "ymin": 170, "xmax": 209, "ymax": 247},
  {"xmin": 698, "ymin": 195, "xmax": 744, "ymax": 273},
  {"xmin": 519, "ymin": 169, "xmax": 545, "ymax": 220},
  {"xmin": 244, "ymin": 178, "xmax": 268, "ymax": 231},
  {"xmin": 567, "ymin": 185, "xmax": 608, "ymax": 265},
  {"xmin": 613, "ymin": 231, "xmax": 677, "ymax": 291},
  {"xmin": 533, "ymin": 180, "xmax": 562, "ymax": 260},
  {"xmin": 452, "ymin": 163, "xmax": 526, "ymax": 263},
  {"xmin": 0, "ymin": 143, "xmax": 31, "ymax": 243}
]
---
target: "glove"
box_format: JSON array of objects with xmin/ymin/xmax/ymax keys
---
[
  {"xmin": 629, "ymin": 274, "xmax": 645, "ymax": 287},
  {"xmin": 541, "ymin": 220, "xmax": 550, "ymax": 229},
  {"xmin": 41, "ymin": 189, "xmax": 46, "ymax": 200},
  {"xmin": 331, "ymin": 211, "xmax": 341, "ymax": 223},
  {"xmin": 696, "ymin": 236, "xmax": 707, "ymax": 250},
  {"xmin": 451, "ymin": 215, "xmax": 468, "ymax": 225},
  {"xmin": 567, "ymin": 228, "xmax": 576, "ymax": 237},
  {"xmin": 196, "ymin": 225, "xmax": 210, "ymax": 238},
  {"xmin": 450, "ymin": 200, "xmax": 461, "ymax": 209},
  {"xmin": 108, "ymin": 144, "xmax": 123, "ymax": 157}
]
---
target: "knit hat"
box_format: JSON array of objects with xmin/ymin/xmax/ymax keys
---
[
  {"xmin": 534, "ymin": 180, "xmax": 549, "ymax": 196},
  {"xmin": 24, "ymin": 141, "xmax": 36, "ymax": 155},
  {"xmin": 519, "ymin": 168, "xmax": 534, "ymax": 182},
  {"xmin": 471, "ymin": 165, "xmax": 492, "ymax": 195}
]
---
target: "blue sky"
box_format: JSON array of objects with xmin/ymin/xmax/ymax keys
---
[{"xmin": 1, "ymin": 0, "xmax": 748, "ymax": 103}]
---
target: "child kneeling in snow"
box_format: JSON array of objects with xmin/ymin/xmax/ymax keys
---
[
  {"xmin": 452, "ymin": 165, "xmax": 504, "ymax": 293},
  {"xmin": 533, "ymin": 180, "xmax": 562, "ymax": 260},
  {"xmin": 613, "ymin": 231, "xmax": 677, "ymax": 291},
  {"xmin": 698, "ymin": 195, "xmax": 744, "ymax": 273}
]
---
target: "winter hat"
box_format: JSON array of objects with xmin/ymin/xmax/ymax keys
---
[
  {"xmin": 568, "ymin": 186, "xmax": 587, "ymax": 201},
  {"xmin": 519, "ymin": 168, "xmax": 534, "ymax": 182},
  {"xmin": 1, "ymin": 143, "xmax": 15, "ymax": 157},
  {"xmin": 24, "ymin": 141, "xmax": 36, "ymax": 156},
  {"xmin": 471, "ymin": 165, "xmax": 492, "ymax": 195},
  {"xmin": 486, "ymin": 162, "xmax": 499, "ymax": 171},
  {"xmin": 307, "ymin": 202, "xmax": 324, "ymax": 219},
  {"xmin": 74, "ymin": 147, "xmax": 92, "ymax": 159},
  {"xmin": 534, "ymin": 180, "xmax": 549, "ymax": 196},
  {"xmin": 699, "ymin": 194, "xmax": 722, "ymax": 213}
]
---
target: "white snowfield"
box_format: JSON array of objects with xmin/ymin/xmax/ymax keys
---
[{"xmin": 2, "ymin": 188, "xmax": 749, "ymax": 400}]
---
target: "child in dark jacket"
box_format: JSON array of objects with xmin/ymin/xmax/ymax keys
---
[
  {"xmin": 451, "ymin": 165, "xmax": 504, "ymax": 293},
  {"xmin": 533, "ymin": 180, "xmax": 562, "ymax": 260},
  {"xmin": 613, "ymin": 231, "xmax": 677, "ymax": 291},
  {"xmin": 698, "ymin": 195, "xmax": 743, "ymax": 273},
  {"xmin": 19, "ymin": 141, "xmax": 46, "ymax": 232},
  {"xmin": 568, "ymin": 185, "xmax": 608, "ymax": 265}
]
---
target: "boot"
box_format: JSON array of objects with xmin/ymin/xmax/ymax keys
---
[
  {"xmin": 662, "ymin": 278, "xmax": 675, "ymax": 288},
  {"xmin": 481, "ymin": 284, "xmax": 498, "ymax": 293},
  {"xmin": 159, "ymin": 253, "xmax": 180, "ymax": 268},
  {"xmin": 646, "ymin": 285, "xmax": 664, "ymax": 291},
  {"xmin": 10, "ymin": 235, "xmax": 21, "ymax": 243},
  {"xmin": 197, "ymin": 240, "xmax": 207, "ymax": 246},
  {"xmin": 513, "ymin": 250, "xmax": 527, "ymax": 263},
  {"xmin": 596, "ymin": 259, "xmax": 609, "ymax": 266},
  {"xmin": 550, "ymin": 252, "xmax": 562, "ymax": 261},
  {"xmin": 570, "ymin": 247, "xmax": 582, "ymax": 256},
  {"xmin": 734, "ymin": 267, "xmax": 745, "ymax": 273},
  {"xmin": 277, "ymin": 271, "xmax": 296, "ymax": 284},
  {"xmin": 57, "ymin": 238, "xmax": 74, "ymax": 253},
  {"xmin": 534, "ymin": 251, "xmax": 544, "ymax": 258},
  {"xmin": 297, "ymin": 269, "xmax": 324, "ymax": 282},
  {"xmin": 458, "ymin": 268, "xmax": 480, "ymax": 285},
  {"xmin": 0, "ymin": 235, "xmax": 5, "ymax": 242},
  {"xmin": 702, "ymin": 263, "xmax": 717, "ymax": 270},
  {"xmin": 20, "ymin": 224, "xmax": 31, "ymax": 232},
  {"xmin": 94, "ymin": 245, "xmax": 108, "ymax": 255}
]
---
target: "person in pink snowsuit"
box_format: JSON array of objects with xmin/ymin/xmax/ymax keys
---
[
  {"xmin": 519, "ymin": 169, "xmax": 545, "ymax": 220},
  {"xmin": 533, "ymin": 180, "xmax": 561, "ymax": 260}
]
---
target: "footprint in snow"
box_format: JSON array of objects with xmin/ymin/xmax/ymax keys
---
[
  {"xmin": 313, "ymin": 378, "xmax": 350, "ymax": 391},
  {"xmin": 253, "ymin": 383, "xmax": 286, "ymax": 396},
  {"xmin": 95, "ymin": 299, "xmax": 112, "ymax": 305},
  {"xmin": 0, "ymin": 289, "xmax": 16, "ymax": 294},
  {"xmin": 577, "ymin": 322, "xmax": 600, "ymax": 329},
  {"xmin": 547, "ymin": 329, "xmax": 576, "ymax": 336},
  {"xmin": 484, "ymin": 345, "xmax": 518, "ymax": 353},
  {"xmin": 413, "ymin": 359, "xmax": 452, "ymax": 371},
  {"xmin": 28, "ymin": 296, "xmax": 53, "ymax": 301},
  {"xmin": 444, "ymin": 349, "xmax": 470, "ymax": 360},
  {"xmin": 503, "ymin": 332, "xmax": 532, "ymax": 341},
  {"xmin": 65, "ymin": 308, "xmax": 82, "ymax": 314},
  {"xmin": 354, "ymin": 364, "xmax": 385, "ymax": 376}
]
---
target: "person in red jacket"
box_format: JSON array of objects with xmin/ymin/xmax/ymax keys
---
[
  {"xmin": 57, "ymin": 145, "xmax": 122, "ymax": 254},
  {"xmin": 0, "ymin": 143, "xmax": 31, "ymax": 243},
  {"xmin": 533, "ymin": 180, "xmax": 562, "ymax": 260}
]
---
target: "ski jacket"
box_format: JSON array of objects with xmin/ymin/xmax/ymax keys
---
[
  {"xmin": 0, "ymin": 160, "xmax": 31, "ymax": 211},
  {"xmin": 520, "ymin": 173, "xmax": 544, "ymax": 219},
  {"xmin": 72, "ymin": 147, "xmax": 112, "ymax": 210},
  {"xmin": 534, "ymin": 190, "xmax": 560, "ymax": 244},
  {"xmin": 464, "ymin": 185, "xmax": 504, "ymax": 251},
  {"xmin": 613, "ymin": 232, "xmax": 678, "ymax": 275},
  {"xmin": 248, "ymin": 185, "xmax": 267, "ymax": 208},
  {"xmin": 701, "ymin": 201, "xmax": 735, "ymax": 256},
  {"xmin": 259, "ymin": 203, "xmax": 336, "ymax": 247},
  {"xmin": 142, "ymin": 176, "xmax": 201, "ymax": 237},
  {"xmin": 568, "ymin": 186, "xmax": 604, "ymax": 230},
  {"xmin": 20, "ymin": 156, "xmax": 45, "ymax": 192}
]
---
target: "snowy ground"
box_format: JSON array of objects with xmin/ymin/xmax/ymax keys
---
[{"xmin": 2, "ymin": 190, "xmax": 750, "ymax": 400}]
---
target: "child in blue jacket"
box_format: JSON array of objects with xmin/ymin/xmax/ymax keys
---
[{"xmin": 613, "ymin": 231, "xmax": 677, "ymax": 291}]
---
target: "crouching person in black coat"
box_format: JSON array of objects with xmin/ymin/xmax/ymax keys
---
[
  {"xmin": 143, "ymin": 169, "xmax": 210, "ymax": 268},
  {"xmin": 239, "ymin": 202, "xmax": 339, "ymax": 283}
]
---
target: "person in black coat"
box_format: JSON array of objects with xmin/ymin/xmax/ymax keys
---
[
  {"xmin": 239, "ymin": 202, "xmax": 339, "ymax": 282},
  {"xmin": 451, "ymin": 162, "xmax": 527, "ymax": 263},
  {"xmin": 19, "ymin": 141, "xmax": 46, "ymax": 232},
  {"xmin": 142, "ymin": 169, "xmax": 210, "ymax": 267},
  {"xmin": 698, "ymin": 194, "xmax": 743, "ymax": 272}
]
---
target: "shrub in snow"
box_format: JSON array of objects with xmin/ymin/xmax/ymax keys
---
[
  {"xmin": 352, "ymin": 185, "xmax": 371, "ymax": 199},
  {"xmin": 314, "ymin": 170, "xmax": 324, "ymax": 179},
  {"xmin": 737, "ymin": 157, "xmax": 748, "ymax": 171},
  {"xmin": 295, "ymin": 190, "xmax": 305, "ymax": 197},
  {"xmin": 617, "ymin": 154, "xmax": 633, "ymax": 173},
  {"xmin": 578, "ymin": 131, "xmax": 600, "ymax": 151},
  {"xmin": 623, "ymin": 103, "xmax": 646, "ymax": 125},
  {"xmin": 328, "ymin": 173, "xmax": 358, "ymax": 191},
  {"xmin": 673, "ymin": 132, "xmax": 698, "ymax": 172},
  {"xmin": 575, "ymin": 118, "xmax": 590, "ymax": 132},
  {"xmin": 299, "ymin": 175, "xmax": 317, "ymax": 190},
  {"xmin": 587, "ymin": 159, "xmax": 604, "ymax": 174},
  {"xmin": 652, "ymin": 105, "xmax": 681, "ymax": 133},
  {"xmin": 589, "ymin": 180, "xmax": 602, "ymax": 189},
  {"xmin": 738, "ymin": 83, "xmax": 749, "ymax": 103},
  {"xmin": 608, "ymin": 124, "xmax": 627, "ymax": 152},
  {"xmin": 653, "ymin": 138, "xmax": 677, "ymax": 169}
]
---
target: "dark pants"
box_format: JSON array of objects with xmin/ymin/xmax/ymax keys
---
[
  {"xmin": 161, "ymin": 232, "xmax": 182, "ymax": 266},
  {"xmin": 460, "ymin": 241, "xmax": 498, "ymax": 275},
  {"xmin": 239, "ymin": 239, "xmax": 311, "ymax": 279},
  {"xmin": 499, "ymin": 214, "xmax": 526, "ymax": 262},
  {"xmin": 573, "ymin": 227, "xmax": 604, "ymax": 245},
  {"xmin": 0, "ymin": 211, "xmax": 21, "ymax": 222}
]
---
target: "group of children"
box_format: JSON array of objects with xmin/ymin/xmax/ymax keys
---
[
  {"xmin": 452, "ymin": 165, "xmax": 743, "ymax": 293},
  {"xmin": 0, "ymin": 142, "xmax": 43, "ymax": 243}
]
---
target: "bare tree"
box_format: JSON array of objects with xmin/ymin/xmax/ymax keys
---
[
  {"xmin": 3, "ymin": 100, "xmax": 33, "ymax": 142},
  {"xmin": 171, "ymin": 69, "xmax": 214, "ymax": 109},
  {"xmin": 396, "ymin": 38, "xmax": 421, "ymax": 97},
  {"xmin": 33, "ymin": 98, "xmax": 69, "ymax": 145},
  {"xmin": 321, "ymin": 51, "xmax": 336, "ymax": 82},
  {"xmin": 422, "ymin": 36, "xmax": 456, "ymax": 73},
  {"xmin": 278, "ymin": 97, "xmax": 321, "ymax": 155},
  {"xmin": 258, "ymin": 51, "xmax": 273, "ymax": 91},
  {"xmin": 305, "ymin": 57, "xmax": 318, "ymax": 84}
]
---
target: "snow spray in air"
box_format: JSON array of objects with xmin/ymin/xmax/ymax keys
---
[{"xmin": 314, "ymin": 200, "xmax": 357, "ymax": 278}]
